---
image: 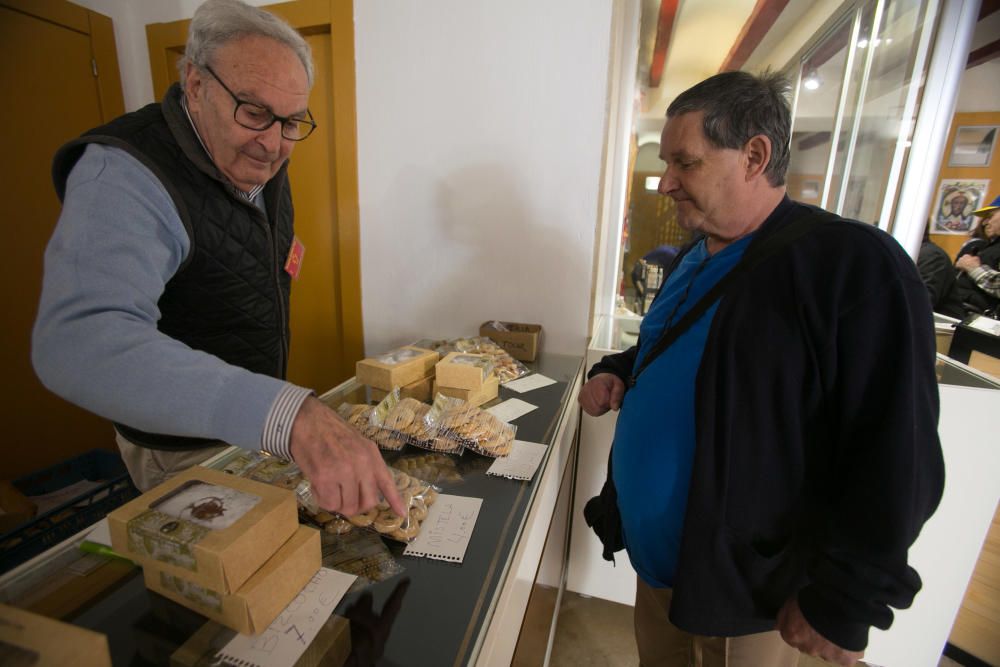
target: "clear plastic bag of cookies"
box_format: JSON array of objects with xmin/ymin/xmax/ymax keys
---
[
  {"xmin": 337, "ymin": 402, "xmax": 380, "ymax": 442},
  {"xmin": 375, "ymin": 394, "xmax": 432, "ymax": 452},
  {"xmin": 334, "ymin": 467, "xmax": 439, "ymax": 543},
  {"xmin": 408, "ymin": 394, "xmax": 466, "ymax": 454},
  {"xmin": 434, "ymin": 398, "xmax": 516, "ymax": 458},
  {"xmin": 365, "ymin": 389, "xmax": 409, "ymax": 451},
  {"xmin": 221, "ymin": 450, "xmax": 323, "ymax": 515}
]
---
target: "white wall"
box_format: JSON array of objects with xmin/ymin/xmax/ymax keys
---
[{"xmin": 355, "ymin": 1, "xmax": 613, "ymax": 356}]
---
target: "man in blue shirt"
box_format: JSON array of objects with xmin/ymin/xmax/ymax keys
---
[
  {"xmin": 579, "ymin": 72, "xmax": 942, "ymax": 666},
  {"xmin": 33, "ymin": 0, "xmax": 404, "ymax": 519}
]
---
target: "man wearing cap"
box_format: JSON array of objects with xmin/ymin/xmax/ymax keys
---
[
  {"xmin": 33, "ymin": 0, "xmax": 404, "ymax": 519},
  {"xmin": 938, "ymin": 195, "xmax": 1000, "ymax": 318},
  {"xmin": 578, "ymin": 71, "xmax": 943, "ymax": 666}
]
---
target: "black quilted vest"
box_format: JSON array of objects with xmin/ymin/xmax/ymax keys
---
[{"xmin": 52, "ymin": 84, "xmax": 294, "ymax": 450}]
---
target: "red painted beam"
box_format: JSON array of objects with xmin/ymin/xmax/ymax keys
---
[
  {"xmin": 967, "ymin": 37, "xmax": 1000, "ymax": 69},
  {"xmin": 719, "ymin": 0, "xmax": 790, "ymax": 72},
  {"xmin": 649, "ymin": 0, "xmax": 680, "ymax": 88},
  {"xmin": 797, "ymin": 131, "xmax": 831, "ymax": 152}
]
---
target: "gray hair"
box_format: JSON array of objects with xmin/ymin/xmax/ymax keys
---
[
  {"xmin": 179, "ymin": 0, "xmax": 313, "ymax": 89},
  {"xmin": 667, "ymin": 70, "xmax": 791, "ymax": 187}
]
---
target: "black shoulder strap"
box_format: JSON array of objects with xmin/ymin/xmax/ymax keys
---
[{"xmin": 628, "ymin": 214, "xmax": 819, "ymax": 387}]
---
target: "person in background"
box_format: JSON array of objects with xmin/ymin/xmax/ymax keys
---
[
  {"xmin": 917, "ymin": 225, "xmax": 956, "ymax": 310},
  {"xmin": 631, "ymin": 243, "xmax": 681, "ymax": 304},
  {"xmin": 578, "ymin": 71, "xmax": 943, "ymax": 667},
  {"xmin": 955, "ymin": 212, "xmax": 989, "ymax": 261},
  {"xmin": 32, "ymin": 0, "xmax": 404, "ymax": 518},
  {"xmin": 937, "ymin": 195, "xmax": 1000, "ymax": 319}
]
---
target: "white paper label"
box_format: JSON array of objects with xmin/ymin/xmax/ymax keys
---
[
  {"xmin": 502, "ymin": 373, "xmax": 557, "ymax": 393},
  {"xmin": 486, "ymin": 440, "xmax": 547, "ymax": 481},
  {"xmin": 403, "ymin": 495, "xmax": 482, "ymax": 563},
  {"xmin": 968, "ymin": 315, "xmax": 1000, "ymax": 336},
  {"xmin": 487, "ymin": 398, "xmax": 538, "ymax": 423},
  {"xmin": 215, "ymin": 567, "xmax": 356, "ymax": 667}
]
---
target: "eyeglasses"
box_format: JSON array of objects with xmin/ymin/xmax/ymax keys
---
[{"xmin": 202, "ymin": 64, "xmax": 316, "ymax": 141}]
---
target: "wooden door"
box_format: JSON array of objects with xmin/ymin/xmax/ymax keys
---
[
  {"xmin": 146, "ymin": 0, "xmax": 365, "ymax": 394},
  {"xmin": 0, "ymin": 1, "xmax": 125, "ymax": 478}
]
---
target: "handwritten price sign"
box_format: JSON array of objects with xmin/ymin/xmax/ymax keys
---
[
  {"xmin": 216, "ymin": 567, "xmax": 356, "ymax": 667},
  {"xmin": 403, "ymin": 495, "xmax": 483, "ymax": 563}
]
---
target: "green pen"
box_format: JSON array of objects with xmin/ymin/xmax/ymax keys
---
[{"xmin": 78, "ymin": 540, "xmax": 134, "ymax": 563}]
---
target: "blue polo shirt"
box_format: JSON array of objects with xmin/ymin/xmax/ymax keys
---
[{"xmin": 612, "ymin": 233, "xmax": 753, "ymax": 588}]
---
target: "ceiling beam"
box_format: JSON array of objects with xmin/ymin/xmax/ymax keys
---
[
  {"xmin": 980, "ymin": 0, "xmax": 1000, "ymax": 19},
  {"xmin": 967, "ymin": 37, "xmax": 1000, "ymax": 69},
  {"xmin": 797, "ymin": 131, "xmax": 831, "ymax": 152},
  {"xmin": 648, "ymin": 0, "xmax": 680, "ymax": 88},
  {"xmin": 719, "ymin": 0, "xmax": 790, "ymax": 72}
]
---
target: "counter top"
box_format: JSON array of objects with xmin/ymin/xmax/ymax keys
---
[{"xmin": 0, "ymin": 353, "xmax": 584, "ymax": 667}]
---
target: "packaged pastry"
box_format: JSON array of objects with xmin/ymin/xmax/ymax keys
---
[
  {"xmin": 425, "ymin": 394, "xmax": 516, "ymax": 458},
  {"xmin": 409, "ymin": 394, "xmax": 465, "ymax": 454},
  {"xmin": 302, "ymin": 467, "xmax": 439, "ymax": 544},
  {"xmin": 337, "ymin": 402, "xmax": 380, "ymax": 442}
]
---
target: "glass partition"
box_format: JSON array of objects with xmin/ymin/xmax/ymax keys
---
[{"xmin": 788, "ymin": 0, "xmax": 934, "ymax": 230}]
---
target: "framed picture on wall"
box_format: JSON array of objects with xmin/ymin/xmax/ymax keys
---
[
  {"xmin": 948, "ymin": 126, "xmax": 998, "ymax": 167},
  {"xmin": 933, "ymin": 179, "xmax": 990, "ymax": 234}
]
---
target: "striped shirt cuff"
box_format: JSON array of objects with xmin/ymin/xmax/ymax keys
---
[{"xmin": 261, "ymin": 384, "xmax": 313, "ymax": 460}]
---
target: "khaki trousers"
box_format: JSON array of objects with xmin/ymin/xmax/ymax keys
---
[
  {"xmin": 634, "ymin": 577, "xmax": 800, "ymax": 667},
  {"xmin": 115, "ymin": 431, "xmax": 228, "ymax": 492}
]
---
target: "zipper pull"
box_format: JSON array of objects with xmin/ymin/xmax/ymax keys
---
[{"xmin": 627, "ymin": 376, "xmax": 636, "ymax": 388}]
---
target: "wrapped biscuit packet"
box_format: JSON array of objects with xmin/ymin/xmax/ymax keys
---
[
  {"xmin": 376, "ymin": 394, "xmax": 429, "ymax": 451},
  {"xmin": 409, "ymin": 394, "xmax": 466, "ymax": 454},
  {"xmin": 221, "ymin": 450, "xmax": 321, "ymax": 514},
  {"xmin": 329, "ymin": 467, "xmax": 439, "ymax": 543},
  {"xmin": 367, "ymin": 390, "xmax": 408, "ymax": 451},
  {"xmin": 337, "ymin": 402, "xmax": 380, "ymax": 443},
  {"xmin": 434, "ymin": 395, "xmax": 516, "ymax": 458}
]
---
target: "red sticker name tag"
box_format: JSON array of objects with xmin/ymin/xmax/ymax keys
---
[{"xmin": 284, "ymin": 236, "xmax": 305, "ymax": 280}]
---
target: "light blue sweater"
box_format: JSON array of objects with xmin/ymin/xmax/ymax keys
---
[{"xmin": 32, "ymin": 143, "xmax": 298, "ymax": 450}]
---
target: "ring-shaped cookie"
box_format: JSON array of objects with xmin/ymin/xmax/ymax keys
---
[
  {"xmin": 373, "ymin": 510, "xmax": 404, "ymax": 533},
  {"xmin": 348, "ymin": 508, "xmax": 377, "ymax": 527}
]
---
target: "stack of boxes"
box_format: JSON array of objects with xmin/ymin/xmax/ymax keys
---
[
  {"xmin": 433, "ymin": 351, "xmax": 499, "ymax": 407},
  {"xmin": 107, "ymin": 466, "xmax": 320, "ymax": 635},
  {"xmin": 356, "ymin": 345, "xmax": 439, "ymax": 402}
]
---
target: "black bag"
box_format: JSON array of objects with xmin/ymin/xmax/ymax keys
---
[
  {"xmin": 583, "ymin": 449, "xmax": 623, "ymax": 561},
  {"xmin": 583, "ymin": 213, "xmax": 819, "ymax": 562}
]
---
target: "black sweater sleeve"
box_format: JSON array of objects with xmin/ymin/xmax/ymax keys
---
[{"xmin": 587, "ymin": 345, "xmax": 638, "ymax": 381}]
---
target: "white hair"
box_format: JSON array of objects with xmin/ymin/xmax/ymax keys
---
[{"xmin": 179, "ymin": 0, "xmax": 313, "ymax": 88}]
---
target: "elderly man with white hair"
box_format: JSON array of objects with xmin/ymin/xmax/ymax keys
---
[{"xmin": 34, "ymin": 0, "xmax": 404, "ymax": 519}]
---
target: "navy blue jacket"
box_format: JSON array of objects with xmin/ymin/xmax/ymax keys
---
[{"xmin": 590, "ymin": 198, "xmax": 944, "ymax": 651}]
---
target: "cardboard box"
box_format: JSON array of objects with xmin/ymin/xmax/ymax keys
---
[
  {"xmin": 145, "ymin": 525, "xmax": 320, "ymax": 635},
  {"xmin": 370, "ymin": 373, "xmax": 434, "ymax": 403},
  {"xmin": 479, "ymin": 321, "xmax": 542, "ymax": 361},
  {"xmin": 108, "ymin": 466, "xmax": 298, "ymax": 594},
  {"xmin": 0, "ymin": 603, "xmax": 111, "ymax": 667},
  {"xmin": 356, "ymin": 346, "xmax": 439, "ymax": 391},
  {"xmin": 435, "ymin": 352, "xmax": 494, "ymax": 390},
  {"xmin": 433, "ymin": 373, "xmax": 499, "ymax": 407}
]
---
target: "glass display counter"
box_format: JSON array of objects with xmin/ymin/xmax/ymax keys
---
[{"xmin": 0, "ymin": 353, "xmax": 584, "ymax": 667}]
